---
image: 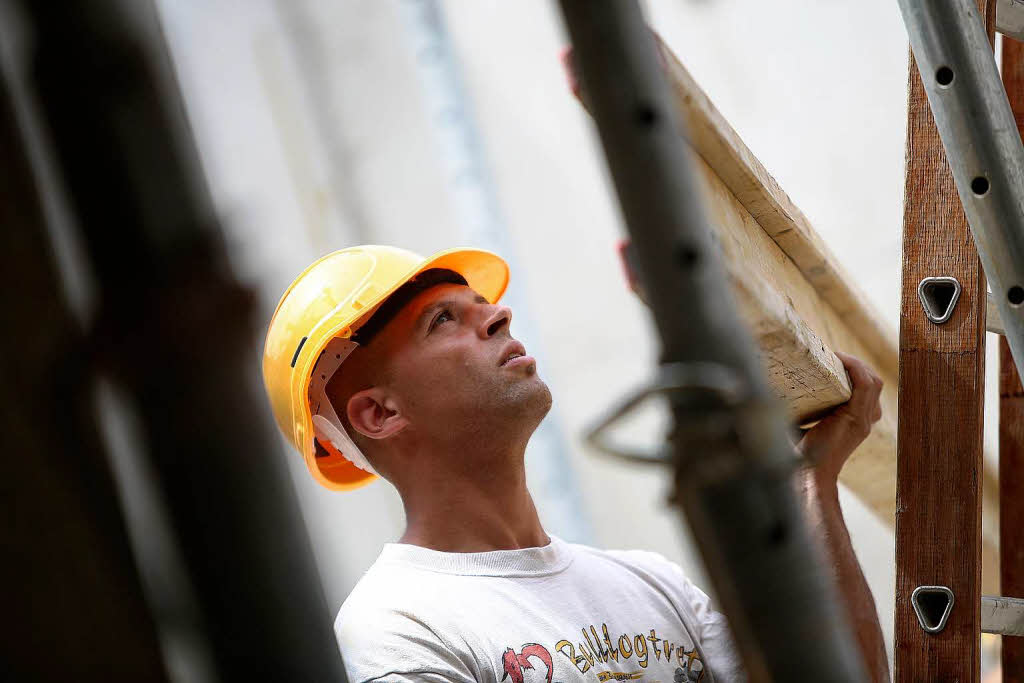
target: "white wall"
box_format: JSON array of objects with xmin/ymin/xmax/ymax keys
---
[{"xmin": 155, "ymin": 0, "xmax": 1008, "ymax": 671}]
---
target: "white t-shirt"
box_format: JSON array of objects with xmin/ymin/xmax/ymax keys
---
[{"xmin": 335, "ymin": 536, "xmax": 745, "ymax": 682}]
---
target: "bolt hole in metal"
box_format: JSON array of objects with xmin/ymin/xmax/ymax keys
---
[
  {"xmin": 935, "ymin": 65, "xmax": 955, "ymax": 87},
  {"xmin": 675, "ymin": 243, "xmax": 700, "ymax": 268},
  {"xmin": 971, "ymin": 175, "xmax": 990, "ymax": 196},
  {"xmin": 1010, "ymin": 285, "xmax": 1024, "ymax": 307},
  {"xmin": 918, "ymin": 277, "xmax": 961, "ymax": 324},
  {"xmin": 767, "ymin": 520, "xmax": 788, "ymax": 547},
  {"xmin": 912, "ymin": 586, "xmax": 955, "ymax": 633},
  {"xmin": 635, "ymin": 103, "xmax": 658, "ymax": 127}
]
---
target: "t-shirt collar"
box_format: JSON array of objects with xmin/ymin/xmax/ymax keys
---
[{"xmin": 376, "ymin": 534, "xmax": 573, "ymax": 577}]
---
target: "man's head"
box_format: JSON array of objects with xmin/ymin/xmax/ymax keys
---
[
  {"xmin": 324, "ymin": 269, "xmax": 551, "ymax": 484},
  {"xmin": 263, "ymin": 245, "xmax": 514, "ymax": 490}
]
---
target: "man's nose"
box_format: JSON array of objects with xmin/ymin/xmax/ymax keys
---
[{"xmin": 479, "ymin": 304, "xmax": 512, "ymax": 338}]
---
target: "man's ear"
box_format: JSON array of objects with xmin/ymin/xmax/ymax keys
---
[{"xmin": 346, "ymin": 388, "xmax": 409, "ymax": 440}]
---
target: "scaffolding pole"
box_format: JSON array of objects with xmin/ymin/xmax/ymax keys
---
[
  {"xmin": 556, "ymin": 1, "xmax": 866, "ymax": 680},
  {"xmin": 0, "ymin": 41, "xmax": 170, "ymax": 682},
  {"xmin": 14, "ymin": 0, "xmax": 347, "ymax": 679}
]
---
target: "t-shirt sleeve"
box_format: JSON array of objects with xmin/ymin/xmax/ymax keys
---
[
  {"xmin": 675, "ymin": 574, "xmax": 747, "ymax": 683},
  {"xmin": 612, "ymin": 549, "xmax": 747, "ymax": 683},
  {"xmin": 335, "ymin": 605, "xmax": 476, "ymax": 683}
]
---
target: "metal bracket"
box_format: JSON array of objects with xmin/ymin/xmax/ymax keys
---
[
  {"xmin": 584, "ymin": 362, "xmax": 747, "ymax": 465},
  {"xmin": 912, "ymin": 585, "xmax": 955, "ymax": 634},
  {"xmin": 918, "ymin": 276, "xmax": 962, "ymax": 324}
]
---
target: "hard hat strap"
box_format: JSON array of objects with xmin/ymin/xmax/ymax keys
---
[{"xmin": 307, "ymin": 337, "xmax": 377, "ymax": 475}]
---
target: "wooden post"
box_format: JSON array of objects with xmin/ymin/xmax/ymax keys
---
[
  {"xmin": 1000, "ymin": 35, "xmax": 1024, "ymax": 683},
  {"xmin": 893, "ymin": 2, "xmax": 994, "ymax": 681},
  {"xmin": 1000, "ymin": 339, "xmax": 1024, "ymax": 681}
]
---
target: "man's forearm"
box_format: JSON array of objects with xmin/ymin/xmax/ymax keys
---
[{"xmin": 798, "ymin": 467, "xmax": 890, "ymax": 682}]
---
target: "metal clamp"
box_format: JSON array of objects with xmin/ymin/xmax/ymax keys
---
[
  {"xmin": 583, "ymin": 362, "xmax": 747, "ymax": 465},
  {"xmin": 911, "ymin": 585, "xmax": 955, "ymax": 634},
  {"xmin": 918, "ymin": 276, "xmax": 962, "ymax": 324}
]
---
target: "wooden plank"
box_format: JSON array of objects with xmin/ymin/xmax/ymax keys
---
[
  {"xmin": 893, "ymin": 2, "xmax": 994, "ymax": 680},
  {"xmin": 692, "ymin": 155, "xmax": 852, "ymax": 422},
  {"xmin": 657, "ymin": 39, "xmax": 898, "ymax": 383},
  {"xmin": 653, "ymin": 35, "xmax": 1001, "ymax": 592},
  {"xmin": 689, "ymin": 154, "xmax": 897, "ymax": 508},
  {"xmin": 567, "ymin": 48, "xmax": 855, "ymax": 425},
  {"xmin": 643, "ymin": 43, "xmax": 900, "ymax": 496},
  {"xmin": 1001, "ymin": 35, "xmax": 1024, "ymax": 683},
  {"xmin": 568, "ymin": 34, "xmax": 1001, "ymax": 579}
]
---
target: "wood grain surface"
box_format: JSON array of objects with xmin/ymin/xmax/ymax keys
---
[
  {"xmin": 1001, "ymin": 34, "xmax": 1024, "ymax": 683},
  {"xmin": 894, "ymin": 3, "xmax": 994, "ymax": 680}
]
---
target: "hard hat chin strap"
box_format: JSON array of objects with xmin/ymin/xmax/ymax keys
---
[{"xmin": 308, "ymin": 337, "xmax": 377, "ymax": 475}]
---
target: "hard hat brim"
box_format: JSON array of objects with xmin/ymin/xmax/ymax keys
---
[{"xmin": 296, "ymin": 247, "xmax": 510, "ymax": 491}]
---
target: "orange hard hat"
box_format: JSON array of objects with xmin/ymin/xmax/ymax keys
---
[{"xmin": 262, "ymin": 245, "xmax": 509, "ymax": 490}]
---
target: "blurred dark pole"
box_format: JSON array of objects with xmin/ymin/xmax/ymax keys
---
[
  {"xmin": 557, "ymin": 1, "xmax": 866, "ymax": 680},
  {"xmin": 11, "ymin": 0, "xmax": 347, "ymax": 679},
  {"xmin": 0, "ymin": 45, "xmax": 170, "ymax": 683}
]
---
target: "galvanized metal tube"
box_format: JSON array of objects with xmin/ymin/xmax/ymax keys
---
[
  {"xmin": 997, "ymin": 0, "xmax": 1024, "ymax": 40},
  {"xmin": 556, "ymin": 1, "xmax": 866, "ymax": 680},
  {"xmin": 981, "ymin": 595, "xmax": 1024, "ymax": 636},
  {"xmin": 897, "ymin": 0, "xmax": 1024, "ymax": 380}
]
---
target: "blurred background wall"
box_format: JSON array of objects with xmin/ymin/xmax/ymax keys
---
[{"xmin": 151, "ymin": 0, "xmax": 1007, "ymax": 673}]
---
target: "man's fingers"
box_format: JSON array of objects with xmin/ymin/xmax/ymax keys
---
[
  {"xmin": 835, "ymin": 351, "xmax": 882, "ymax": 413},
  {"xmin": 836, "ymin": 351, "xmax": 870, "ymax": 386}
]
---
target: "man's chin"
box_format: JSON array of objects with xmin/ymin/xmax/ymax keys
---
[{"xmin": 519, "ymin": 378, "xmax": 553, "ymax": 420}]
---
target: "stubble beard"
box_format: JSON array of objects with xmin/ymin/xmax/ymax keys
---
[{"xmin": 463, "ymin": 370, "xmax": 553, "ymax": 446}]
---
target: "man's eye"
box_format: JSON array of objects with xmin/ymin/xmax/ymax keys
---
[{"xmin": 430, "ymin": 309, "xmax": 454, "ymax": 331}]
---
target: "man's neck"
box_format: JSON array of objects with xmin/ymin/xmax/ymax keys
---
[{"xmin": 394, "ymin": 447, "xmax": 549, "ymax": 553}]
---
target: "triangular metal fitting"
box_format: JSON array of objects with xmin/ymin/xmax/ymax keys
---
[
  {"xmin": 912, "ymin": 585, "xmax": 955, "ymax": 633},
  {"xmin": 918, "ymin": 276, "xmax": 962, "ymax": 324}
]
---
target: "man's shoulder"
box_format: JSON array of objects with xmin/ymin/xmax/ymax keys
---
[
  {"xmin": 334, "ymin": 551, "xmax": 478, "ymax": 637},
  {"xmin": 566, "ymin": 541, "xmax": 713, "ymax": 611},
  {"xmin": 334, "ymin": 559, "xmax": 480, "ymax": 682},
  {"xmin": 569, "ymin": 541, "xmax": 688, "ymax": 580},
  {"xmin": 335, "ymin": 556, "xmax": 426, "ymax": 629}
]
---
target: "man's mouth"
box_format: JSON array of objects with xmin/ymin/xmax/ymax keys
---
[
  {"xmin": 499, "ymin": 341, "xmax": 528, "ymax": 366},
  {"xmin": 501, "ymin": 351, "xmax": 524, "ymax": 366}
]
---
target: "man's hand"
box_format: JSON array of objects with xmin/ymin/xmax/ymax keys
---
[
  {"xmin": 797, "ymin": 352, "xmax": 884, "ymax": 483},
  {"xmin": 795, "ymin": 351, "xmax": 891, "ymax": 682}
]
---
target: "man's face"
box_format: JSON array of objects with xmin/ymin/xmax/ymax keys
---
[{"xmin": 369, "ymin": 282, "xmax": 552, "ymax": 451}]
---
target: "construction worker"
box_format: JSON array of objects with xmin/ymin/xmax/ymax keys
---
[{"xmin": 263, "ymin": 245, "xmax": 889, "ymax": 682}]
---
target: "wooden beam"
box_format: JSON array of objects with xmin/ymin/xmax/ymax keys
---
[
  {"xmin": 658, "ymin": 40, "xmax": 899, "ymax": 380},
  {"xmin": 1001, "ymin": 34, "xmax": 1024, "ymax": 683},
  {"xmin": 662, "ymin": 36, "xmax": 1001, "ymax": 591},
  {"xmin": 651, "ymin": 42, "xmax": 901, "ymax": 521},
  {"xmin": 567, "ymin": 44, "xmax": 856, "ymax": 425},
  {"xmin": 569, "ymin": 32, "xmax": 1001, "ymax": 585},
  {"xmin": 893, "ymin": 2, "xmax": 994, "ymax": 680}
]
